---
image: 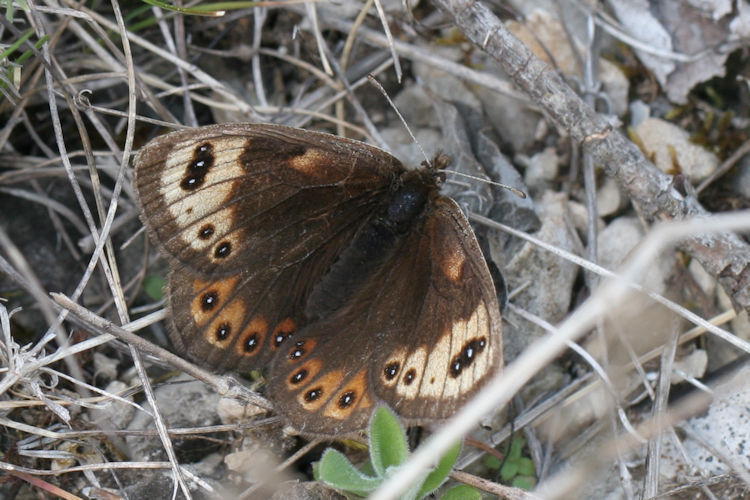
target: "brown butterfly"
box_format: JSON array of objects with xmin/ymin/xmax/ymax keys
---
[{"xmin": 134, "ymin": 123, "xmax": 503, "ymax": 436}]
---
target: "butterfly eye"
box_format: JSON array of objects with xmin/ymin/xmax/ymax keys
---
[
  {"xmin": 287, "ymin": 338, "xmax": 316, "ymax": 361},
  {"xmin": 198, "ymin": 224, "xmax": 215, "ymax": 240},
  {"xmin": 235, "ymin": 316, "xmax": 268, "ymax": 357},
  {"xmin": 304, "ymin": 387, "xmax": 323, "ymax": 402},
  {"xmin": 214, "ymin": 241, "xmax": 232, "ymax": 259},
  {"xmin": 403, "ymin": 368, "xmax": 417, "ymax": 385},
  {"xmin": 200, "ymin": 291, "xmax": 218, "ymax": 311},
  {"xmin": 338, "ymin": 391, "xmax": 356, "ymax": 408},
  {"xmin": 289, "ymin": 345, "xmax": 305, "ymax": 360},
  {"xmin": 321, "ymin": 369, "xmax": 369, "ymax": 419},
  {"xmin": 271, "ymin": 318, "xmax": 297, "ymax": 349},
  {"xmin": 180, "ymin": 143, "xmax": 214, "ymax": 191},
  {"xmin": 215, "ymin": 322, "xmax": 231, "ymax": 341},
  {"xmin": 243, "ymin": 334, "xmax": 259, "ymax": 352},
  {"xmin": 383, "ymin": 362, "xmax": 400, "ymax": 381},
  {"xmin": 449, "ymin": 337, "xmax": 488, "ymax": 378},
  {"xmin": 285, "ymin": 359, "xmax": 322, "ymax": 390},
  {"xmin": 190, "ymin": 277, "xmax": 238, "ymax": 327},
  {"xmin": 290, "ymin": 368, "xmax": 308, "ymax": 385}
]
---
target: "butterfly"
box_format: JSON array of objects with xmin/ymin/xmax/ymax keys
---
[{"xmin": 134, "ymin": 123, "xmax": 503, "ymax": 436}]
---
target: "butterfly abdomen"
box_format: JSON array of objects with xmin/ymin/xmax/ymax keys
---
[{"xmin": 304, "ymin": 171, "xmax": 438, "ymax": 320}]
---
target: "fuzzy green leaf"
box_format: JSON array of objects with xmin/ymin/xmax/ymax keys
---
[
  {"xmin": 516, "ymin": 457, "xmax": 536, "ymax": 476},
  {"xmin": 483, "ymin": 454, "xmax": 502, "ymax": 470},
  {"xmin": 512, "ymin": 475, "xmax": 537, "ymax": 490},
  {"xmin": 369, "ymin": 406, "xmax": 408, "ymax": 477},
  {"xmin": 416, "ymin": 440, "xmax": 462, "ymax": 498},
  {"xmin": 508, "ymin": 436, "xmax": 523, "ymax": 458},
  {"xmin": 440, "ymin": 484, "xmax": 483, "ymax": 500},
  {"xmin": 317, "ymin": 449, "xmax": 381, "ymax": 496},
  {"xmin": 500, "ymin": 460, "xmax": 519, "ymax": 481}
]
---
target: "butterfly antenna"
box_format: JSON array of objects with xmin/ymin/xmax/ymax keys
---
[
  {"xmin": 447, "ymin": 170, "xmax": 527, "ymax": 199},
  {"xmin": 367, "ymin": 74, "xmax": 432, "ymax": 168},
  {"xmin": 368, "ymin": 74, "xmax": 526, "ymax": 200}
]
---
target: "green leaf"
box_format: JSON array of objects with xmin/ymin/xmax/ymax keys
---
[
  {"xmin": 399, "ymin": 475, "xmax": 425, "ymax": 500},
  {"xmin": 512, "ymin": 475, "xmax": 537, "ymax": 490},
  {"xmin": 360, "ymin": 459, "xmax": 377, "ymax": 477},
  {"xmin": 516, "ymin": 457, "xmax": 536, "ymax": 476},
  {"xmin": 317, "ymin": 449, "xmax": 381, "ymax": 496},
  {"xmin": 369, "ymin": 406, "xmax": 408, "ymax": 477},
  {"xmin": 312, "ymin": 460, "xmax": 321, "ymax": 481},
  {"xmin": 508, "ymin": 436, "xmax": 524, "ymax": 459},
  {"xmin": 143, "ymin": 275, "xmax": 166, "ymax": 301},
  {"xmin": 500, "ymin": 460, "xmax": 519, "ymax": 481},
  {"xmin": 440, "ymin": 484, "xmax": 483, "ymax": 500},
  {"xmin": 483, "ymin": 454, "xmax": 502, "ymax": 470},
  {"xmin": 416, "ymin": 440, "xmax": 462, "ymax": 499},
  {"xmin": 0, "ymin": 28, "xmax": 34, "ymax": 61},
  {"xmin": 141, "ymin": 0, "xmax": 277, "ymax": 16}
]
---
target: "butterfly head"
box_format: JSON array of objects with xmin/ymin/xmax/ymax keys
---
[{"xmin": 419, "ymin": 153, "xmax": 450, "ymax": 186}]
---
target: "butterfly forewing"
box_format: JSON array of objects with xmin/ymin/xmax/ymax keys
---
[
  {"xmin": 268, "ymin": 196, "xmax": 502, "ymax": 436},
  {"xmin": 135, "ymin": 124, "xmax": 405, "ymax": 371},
  {"xmin": 135, "ymin": 124, "xmax": 403, "ymax": 275}
]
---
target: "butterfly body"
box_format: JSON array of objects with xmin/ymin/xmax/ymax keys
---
[{"xmin": 135, "ymin": 123, "xmax": 502, "ymax": 436}]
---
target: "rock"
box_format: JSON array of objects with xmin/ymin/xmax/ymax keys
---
[
  {"xmin": 474, "ymin": 81, "xmax": 542, "ymax": 154},
  {"xmin": 89, "ymin": 381, "xmax": 134, "ymax": 431},
  {"xmin": 661, "ymin": 362, "xmax": 750, "ymax": 481},
  {"xmin": 688, "ymin": 259, "xmax": 716, "ymax": 298},
  {"xmin": 217, "ymin": 396, "xmax": 267, "ymax": 424},
  {"xmin": 597, "ymin": 217, "xmax": 672, "ymax": 295},
  {"xmin": 493, "ymin": 191, "xmax": 578, "ymax": 360},
  {"xmin": 393, "ymin": 85, "xmax": 438, "ymax": 127},
  {"xmin": 629, "ymin": 100, "xmax": 651, "ymax": 128},
  {"xmin": 671, "ymin": 348, "xmax": 708, "ymax": 384},
  {"xmin": 411, "ymin": 44, "xmax": 482, "ymax": 111},
  {"xmin": 507, "ymin": 9, "xmax": 629, "ymax": 116},
  {"xmin": 125, "ymin": 374, "xmax": 220, "ymax": 462},
  {"xmin": 635, "ymin": 118, "xmax": 719, "ymax": 182},
  {"xmin": 596, "ymin": 176, "xmax": 626, "ymax": 218},
  {"xmin": 225, "ymin": 448, "xmax": 285, "ymax": 484},
  {"xmin": 270, "ymin": 481, "xmax": 347, "ymax": 500},
  {"xmin": 585, "ymin": 217, "xmax": 677, "ymax": 370},
  {"xmin": 380, "ymin": 126, "xmax": 442, "ymax": 169},
  {"xmin": 520, "ymin": 147, "xmax": 559, "ymax": 194},
  {"xmin": 566, "ymin": 199, "xmax": 605, "ymax": 246},
  {"xmin": 92, "ymin": 352, "xmax": 119, "ymax": 383}
]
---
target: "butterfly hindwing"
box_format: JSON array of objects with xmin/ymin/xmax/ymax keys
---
[
  {"xmin": 268, "ymin": 196, "xmax": 502, "ymax": 435},
  {"xmin": 371, "ymin": 198, "xmax": 501, "ymax": 418}
]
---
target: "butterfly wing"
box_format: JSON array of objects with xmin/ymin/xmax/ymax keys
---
[
  {"xmin": 268, "ymin": 196, "xmax": 502, "ymax": 436},
  {"xmin": 135, "ymin": 124, "xmax": 404, "ymax": 371}
]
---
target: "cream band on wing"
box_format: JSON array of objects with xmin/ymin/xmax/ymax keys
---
[
  {"xmin": 442, "ymin": 303, "xmax": 491, "ymax": 398},
  {"xmin": 161, "ymin": 136, "xmax": 247, "ymax": 247},
  {"xmin": 396, "ymin": 346, "xmax": 427, "ymax": 400}
]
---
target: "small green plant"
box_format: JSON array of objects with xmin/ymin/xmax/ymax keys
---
[
  {"xmin": 140, "ymin": 0, "xmax": 274, "ymax": 17},
  {"xmin": 143, "ymin": 274, "xmax": 166, "ymax": 301},
  {"xmin": 483, "ymin": 435, "xmax": 536, "ymax": 490},
  {"xmin": 0, "ymin": 28, "xmax": 48, "ymax": 94},
  {"xmin": 315, "ymin": 405, "xmax": 477, "ymax": 499}
]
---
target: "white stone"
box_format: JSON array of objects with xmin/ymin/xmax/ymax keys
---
[{"xmin": 636, "ymin": 118, "xmax": 719, "ymax": 182}]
